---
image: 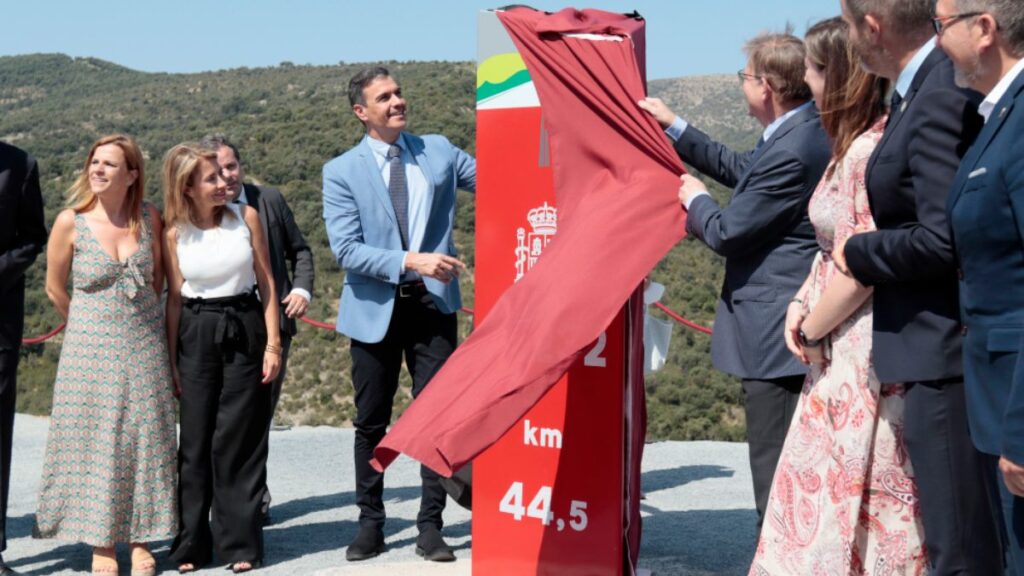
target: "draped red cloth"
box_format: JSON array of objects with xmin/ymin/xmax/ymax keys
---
[{"xmin": 372, "ymin": 6, "xmax": 685, "ymax": 480}]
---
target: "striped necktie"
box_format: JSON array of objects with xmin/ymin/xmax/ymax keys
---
[{"xmin": 388, "ymin": 144, "xmax": 409, "ymax": 249}]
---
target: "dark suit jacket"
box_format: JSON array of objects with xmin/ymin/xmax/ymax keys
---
[
  {"xmin": 243, "ymin": 183, "xmax": 314, "ymax": 337},
  {"xmin": 0, "ymin": 142, "xmax": 47, "ymax": 351},
  {"xmin": 844, "ymin": 49, "xmax": 983, "ymax": 383},
  {"xmin": 948, "ymin": 69, "xmax": 1024, "ymax": 461},
  {"xmin": 678, "ymin": 105, "xmax": 831, "ymax": 379}
]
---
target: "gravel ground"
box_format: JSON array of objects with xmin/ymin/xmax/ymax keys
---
[{"xmin": 5, "ymin": 415, "xmax": 756, "ymax": 575}]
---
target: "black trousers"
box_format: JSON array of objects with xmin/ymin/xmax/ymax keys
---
[
  {"xmin": 0, "ymin": 350, "xmax": 16, "ymax": 553},
  {"xmin": 742, "ymin": 375, "xmax": 803, "ymax": 528},
  {"xmin": 902, "ymin": 380, "xmax": 1002, "ymax": 575},
  {"xmin": 260, "ymin": 333, "xmax": 291, "ymax": 516},
  {"xmin": 350, "ymin": 288, "xmax": 456, "ymax": 532},
  {"xmin": 169, "ymin": 294, "xmax": 270, "ymax": 566}
]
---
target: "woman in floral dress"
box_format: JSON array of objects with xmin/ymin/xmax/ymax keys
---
[
  {"xmin": 750, "ymin": 18, "xmax": 927, "ymax": 575},
  {"xmin": 37, "ymin": 134, "xmax": 177, "ymax": 575}
]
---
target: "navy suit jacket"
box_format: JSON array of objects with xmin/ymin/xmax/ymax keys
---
[
  {"xmin": 948, "ymin": 68, "xmax": 1024, "ymax": 461},
  {"xmin": 678, "ymin": 105, "xmax": 831, "ymax": 379},
  {"xmin": 0, "ymin": 142, "xmax": 47, "ymax": 352},
  {"xmin": 844, "ymin": 50, "xmax": 983, "ymax": 383}
]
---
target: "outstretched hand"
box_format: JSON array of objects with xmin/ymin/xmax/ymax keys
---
[
  {"xmin": 637, "ymin": 97, "xmax": 677, "ymax": 129},
  {"xmin": 678, "ymin": 174, "xmax": 708, "ymax": 208},
  {"xmin": 281, "ymin": 293, "xmax": 309, "ymax": 319},
  {"xmin": 407, "ymin": 252, "xmax": 466, "ymax": 284}
]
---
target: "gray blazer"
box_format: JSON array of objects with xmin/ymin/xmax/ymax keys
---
[
  {"xmin": 677, "ymin": 106, "xmax": 831, "ymax": 379},
  {"xmin": 243, "ymin": 183, "xmax": 315, "ymax": 337}
]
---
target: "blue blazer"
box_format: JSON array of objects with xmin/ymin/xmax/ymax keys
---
[
  {"xmin": 677, "ymin": 105, "xmax": 831, "ymax": 380},
  {"xmin": 948, "ymin": 69, "xmax": 1024, "ymax": 462},
  {"xmin": 322, "ymin": 133, "xmax": 476, "ymax": 343}
]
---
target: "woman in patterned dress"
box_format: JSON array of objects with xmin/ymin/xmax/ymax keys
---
[
  {"xmin": 37, "ymin": 134, "xmax": 178, "ymax": 575},
  {"xmin": 749, "ymin": 18, "xmax": 928, "ymax": 575}
]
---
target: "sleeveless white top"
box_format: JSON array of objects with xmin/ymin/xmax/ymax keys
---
[{"xmin": 177, "ymin": 203, "xmax": 256, "ymax": 298}]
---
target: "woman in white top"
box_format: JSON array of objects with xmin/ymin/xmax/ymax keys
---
[{"xmin": 162, "ymin": 143, "xmax": 280, "ymax": 574}]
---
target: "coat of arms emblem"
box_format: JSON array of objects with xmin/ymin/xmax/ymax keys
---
[{"xmin": 514, "ymin": 202, "xmax": 557, "ymax": 282}]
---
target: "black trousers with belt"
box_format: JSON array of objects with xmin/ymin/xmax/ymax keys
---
[
  {"xmin": 169, "ymin": 293, "xmax": 270, "ymax": 567},
  {"xmin": 350, "ymin": 284, "xmax": 456, "ymax": 532},
  {"xmin": 0, "ymin": 349, "xmax": 16, "ymax": 554}
]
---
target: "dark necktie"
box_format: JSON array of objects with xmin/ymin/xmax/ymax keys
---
[
  {"xmin": 387, "ymin": 144, "xmax": 409, "ymax": 249},
  {"xmin": 888, "ymin": 91, "xmax": 903, "ymax": 126},
  {"xmin": 754, "ymin": 136, "xmax": 766, "ymax": 153}
]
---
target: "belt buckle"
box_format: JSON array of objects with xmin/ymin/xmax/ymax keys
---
[{"xmin": 399, "ymin": 283, "xmax": 414, "ymax": 298}]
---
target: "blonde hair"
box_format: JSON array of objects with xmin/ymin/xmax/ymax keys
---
[
  {"xmin": 162, "ymin": 143, "xmax": 223, "ymax": 227},
  {"xmin": 67, "ymin": 134, "xmax": 145, "ymax": 232}
]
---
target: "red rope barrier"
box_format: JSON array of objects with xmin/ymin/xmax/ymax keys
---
[
  {"xmin": 654, "ymin": 302, "xmax": 713, "ymax": 335},
  {"xmin": 22, "ymin": 323, "xmax": 66, "ymax": 345},
  {"xmin": 24, "ymin": 303, "xmax": 711, "ymax": 345},
  {"xmin": 298, "ymin": 316, "xmax": 336, "ymax": 330}
]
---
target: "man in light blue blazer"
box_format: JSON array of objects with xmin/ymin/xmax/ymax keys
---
[
  {"xmin": 939, "ymin": 0, "xmax": 1024, "ymax": 571},
  {"xmin": 322, "ymin": 66, "xmax": 475, "ymax": 563}
]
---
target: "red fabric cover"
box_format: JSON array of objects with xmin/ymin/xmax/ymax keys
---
[{"xmin": 371, "ymin": 6, "xmax": 685, "ymax": 480}]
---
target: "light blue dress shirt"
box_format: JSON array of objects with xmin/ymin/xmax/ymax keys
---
[
  {"xmin": 894, "ymin": 37, "xmax": 936, "ymax": 101},
  {"xmin": 366, "ymin": 133, "xmax": 430, "ymax": 280}
]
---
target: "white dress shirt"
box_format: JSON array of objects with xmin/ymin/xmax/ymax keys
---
[{"xmin": 980, "ymin": 57, "xmax": 1024, "ymax": 123}]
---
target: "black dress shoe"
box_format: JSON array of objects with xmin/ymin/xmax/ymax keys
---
[
  {"xmin": 345, "ymin": 526, "xmax": 385, "ymax": 561},
  {"xmin": 415, "ymin": 526, "xmax": 455, "ymax": 562}
]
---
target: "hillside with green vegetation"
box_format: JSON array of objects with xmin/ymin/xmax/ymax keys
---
[{"xmin": 2, "ymin": 54, "xmax": 762, "ymax": 441}]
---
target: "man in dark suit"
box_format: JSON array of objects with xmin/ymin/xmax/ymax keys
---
[
  {"xmin": 639, "ymin": 32, "xmax": 831, "ymax": 528},
  {"xmin": 937, "ymin": 0, "xmax": 1024, "ymax": 571},
  {"xmin": 200, "ymin": 135, "xmax": 315, "ymax": 523},
  {"xmin": 835, "ymin": 0, "xmax": 1003, "ymax": 572},
  {"xmin": 322, "ymin": 67, "xmax": 475, "ymax": 562},
  {"xmin": 0, "ymin": 142, "xmax": 46, "ymax": 575}
]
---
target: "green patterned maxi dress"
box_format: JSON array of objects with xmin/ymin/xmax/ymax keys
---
[{"xmin": 34, "ymin": 209, "xmax": 178, "ymax": 546}]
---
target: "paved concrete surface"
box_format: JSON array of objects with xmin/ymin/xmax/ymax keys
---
[{"xmin": 5, "ymin": 415, "xmax": 756, "ymax": 575}]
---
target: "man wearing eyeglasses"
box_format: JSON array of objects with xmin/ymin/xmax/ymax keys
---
[
  {"xmin": 936, "ymin": 0, "xmax": 1024, "ymax": 572},
  {"xmin": 833, "ymin": 0, "xmax": 1002, "ymax": 573},
  {"xmin": 638, "ymin": 32, "xmax": 830, "ymax": 531}
]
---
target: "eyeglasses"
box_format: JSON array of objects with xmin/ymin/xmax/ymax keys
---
[
  {"xmin": 737, "ymin": 70, "xmax": 762, "ymax": 84},
  {"xmin": 932, "ymin": 11, "xmax": 984, "ymax": 34}
]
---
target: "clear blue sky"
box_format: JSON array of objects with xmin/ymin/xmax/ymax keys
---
[{"xmin": 1, "ymin": 1, "xmax": 837, "ymax": 80}]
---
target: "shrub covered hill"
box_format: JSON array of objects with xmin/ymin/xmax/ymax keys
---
[{"xmin": 2, "ymin": 54, "xmax": 762, "ymax": 441}]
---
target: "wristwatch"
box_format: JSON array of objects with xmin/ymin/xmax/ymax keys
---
[{"xmin": 798, "ymin": 328, "xmax": 823, "ymax": 348}]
